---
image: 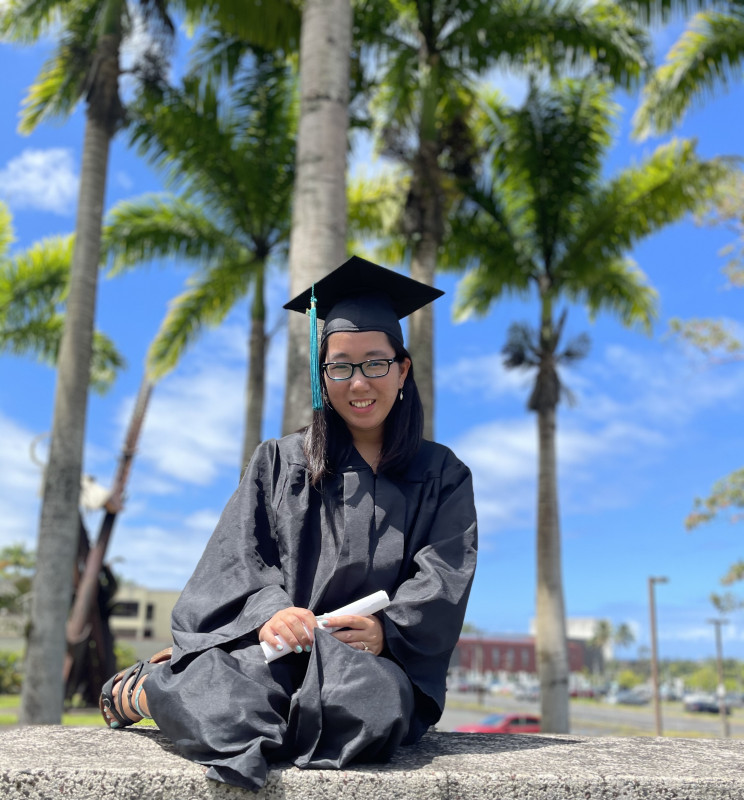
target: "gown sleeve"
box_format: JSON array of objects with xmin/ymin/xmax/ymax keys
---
[
  {"xmin": 381, "ymin": 447, "xmax": 478, "ymax": 721},
  {"xmin": 169, "ymin": 439, "xmax": 293, "ymax": 668}
]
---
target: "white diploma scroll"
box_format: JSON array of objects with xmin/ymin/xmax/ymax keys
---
[{"xmin": 260, "ymin": 590, "xmax": 390, "ymax": 663}]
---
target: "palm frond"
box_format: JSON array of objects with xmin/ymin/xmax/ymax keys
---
[
  {"xmin": 503, "ymin": 322, "xmax": 540, "ymax": 369},
  {"xmin": 634, "ymin": 9, "xmax": 744, "ymax": 138},
  {"xmin": 565, "ymin": 257, "xmax": 658, "ymax": 332},
  {"xmin": 178, "ymin": 0, "xmax": 301, "ymax": 52},
  {"xmin": 103, "ymin": 195, "xmax": 238, "ymax": 273},
  {"xmin": 146, "ymin": 256, "xmax": 255, "ymax": 378},
  {"xmin": 0, "ymin": 235, "xmax": 73, "ymax": 320},
  {"xmin": 89, "ymin": 329, "xmax": 126, "ymax": 394},
  {"xmin": 347, "ymin": 171, "xmax": 408, "ymax": 240},
  {"xmin": 469, "ymin": 0, "xmax": 650, "ymax": 89},
  {"xmin": 561, "ymin": 139, "xmax": 730, "ymax": 283},
  {"xmin": 0, "ymin": 202, "xmax": 14, "ymax": 257}
]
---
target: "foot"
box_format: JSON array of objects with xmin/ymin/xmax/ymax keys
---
[{"xmin": 101, "ymin": 647, "xmax": 171, "ymax": 728}]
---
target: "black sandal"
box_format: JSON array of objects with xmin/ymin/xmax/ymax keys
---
[{"xmin": 99, "ymin": 648, "xmax": 171, "ymax": 728}]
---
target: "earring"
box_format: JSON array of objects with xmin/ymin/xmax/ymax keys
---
[{"xmin": 399, "ymin": 388, "xmax": 404, "ymax": 401}]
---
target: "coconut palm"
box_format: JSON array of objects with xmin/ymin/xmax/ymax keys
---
[
  {"xmin": 104, "ymin": 56, "xmax": 296, "ymax": 471},
  {"xmin": 449, "ymin": 78, "xmax": 727, "ymax": 731},
  {"xmin": 353, "ymin": 0, "xmax": 651, "ymax": 440},
  {"xmin": 281, "ymin": 0, "xmax": 351, "ymax": 435},
  {"xmin": 634, "ymin": 2, "xmax": 744, "ymax": 137}
]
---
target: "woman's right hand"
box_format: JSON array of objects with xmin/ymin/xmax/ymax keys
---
[{"xmin": 258, "ymin": 606, "xmax": 324, "ymax": 654}]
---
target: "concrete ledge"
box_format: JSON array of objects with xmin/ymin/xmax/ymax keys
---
[{"xmin": 2, "ymin": 727, "xmax": 744, "ymax": 799}]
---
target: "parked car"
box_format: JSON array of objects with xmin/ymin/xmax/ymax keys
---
[
  {"xmin": 514, "ymin": 685, "xmax": 540, "ymax": 702},
  {"xmin": 683, "ymin": 694, "xmax": 731, "ymax": 714},
  {"xmin": 454, "ymin": 713, "xmax": 541, "ymax": 734},
  {"xmin": 606, "ymin": 689, "xmax": 649, "ymax": 706}
]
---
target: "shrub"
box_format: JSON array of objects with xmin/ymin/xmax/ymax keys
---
[{"xmin": 0, "ymin": 651, "xmax": 22, "ymax": 694}]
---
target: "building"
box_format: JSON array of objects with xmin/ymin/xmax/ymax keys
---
[
  {"xmin": 452, "ymin": 634, "xmax": 588, "ymax": 678},
  {"xmin": 109, "ymin": 586, "xmax": 180, "ymax": 659}
]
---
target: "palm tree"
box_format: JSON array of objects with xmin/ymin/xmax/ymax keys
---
[
  {"xmin": 1, "ymin": 0, "xmax": 180, "ymax": 725},
  {"xmin": 449, "ymin": 78, "xmax": 727, "ymax": 732},
  {"xmin": 354, "ymin": 0, "xmax": 651, "ymax": 440},
  {"xmin": 614, "ymin": 623, "xmax": 636, "ymax": 652},
  {"xmin": 104, "ymin": 55, "xmax": 296, "ymax": 470},
  {"xmin": 281, "ymin": 0, "xmax": 351, "ymax": 435},
  {"xmin": 589, "ymin": 620, "xmax": 613, "ymax": 676},
  {"xmin": 634, "ymin": 2, "xmax": 744, "ymax": 138}
]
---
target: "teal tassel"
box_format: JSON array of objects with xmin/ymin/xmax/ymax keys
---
[{"xmin": 308, "ymin": 285, "xmax": 323, "ymax": 411}]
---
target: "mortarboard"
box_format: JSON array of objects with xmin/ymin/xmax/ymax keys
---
[{"xmin": 284, "ymin": 255, "xmax": 444, "ymax": 409}]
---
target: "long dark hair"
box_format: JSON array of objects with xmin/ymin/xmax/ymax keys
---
[{"xmin": 303, "ymin": 334, "xmax": 423, "ymax": 487}]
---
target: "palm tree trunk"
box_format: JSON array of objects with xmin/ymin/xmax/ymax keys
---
[
  {"xmin": 20, "ymin": 22, "xmax": 122, "ymax": 725},
  {"xmin": 242, "ymin": 267, "xmax": 266, "ymax": 474},
  {"xmin": 282, "ymin": 0, "xmax": 351, "ymax": 435},
  {"xmin": 535, "ymin": 402, "xmax": 570, "ymax": 733}
]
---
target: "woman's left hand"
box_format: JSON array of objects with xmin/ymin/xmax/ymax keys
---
[{"xmin": 320, "ymin": 613, "xmax": 384, "ymax": 655}]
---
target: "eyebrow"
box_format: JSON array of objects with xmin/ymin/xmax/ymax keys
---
[{"xmin": 327, "ymin": 349, "xmax": 392, "ymax": 360}]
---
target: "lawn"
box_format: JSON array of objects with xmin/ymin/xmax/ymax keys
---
[{"xmin": 0, "ymin": 695, "xmax": 156, "ymax": 727}]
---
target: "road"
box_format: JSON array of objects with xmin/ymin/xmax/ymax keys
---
[{"xmin": 439, "ymin": 692, "xmax": 744, "ymax": 738}]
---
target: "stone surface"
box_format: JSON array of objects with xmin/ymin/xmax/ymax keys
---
[{"xmin": 2, "ymin": 727, "xmax": 744, "ymax": 799}]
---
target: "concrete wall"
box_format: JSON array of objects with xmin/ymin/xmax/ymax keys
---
[{"xmin": 2, "ymin": 727, "xmax": 744, "ymax": 799}]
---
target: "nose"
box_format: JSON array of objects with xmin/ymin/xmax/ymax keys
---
[{"xmin": 349, "ymin": 366, "xmax": 371, "ymax": 388}]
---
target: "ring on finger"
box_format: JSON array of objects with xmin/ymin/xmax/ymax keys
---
[{"xmin": 361, "ymin": 642, "xmax": 370, "ymax": 651}]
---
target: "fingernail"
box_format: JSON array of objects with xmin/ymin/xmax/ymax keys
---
[
  {"xmin": 110, "ymin": 721, "xmax": 120, "ymax": 729},
  {"xmin": 275, "ymin": 644, "xmax": 284, "ymax": 651},
  {"xmin": 304, "ymin": 645, "xmax": 312, "ymax": 652},
  {"xmin": 295, "ymin": 646, "xmax": 303, "ymax": 653},
  {"xmin": 319, "ymin": 619, "xmax": 329, "ymax": 627}
]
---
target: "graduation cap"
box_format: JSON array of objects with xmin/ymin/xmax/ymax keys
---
[{"xmin": 284, "ymin": 255, "xmax": 444, "ymax": 410}]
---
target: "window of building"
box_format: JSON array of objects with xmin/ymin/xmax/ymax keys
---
[
  {"xmin": 491, "ymin": 647, "xmax": 500, "ymax": 666},
  {"xmin": 111, "ymin": 601, "xmax": 139, "ymax": 618},
  {"xmin": 505, "ymin": 648, "xmax": 514, "ymax": 670},
  {"xmin": 146, "ymin": 603, "xmax": 154, "ymax": 621},
  {"xmin": 521, "ymin": 649, "xmax": 529, "ymax": 668}
]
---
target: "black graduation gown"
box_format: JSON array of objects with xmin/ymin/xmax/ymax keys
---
[{"xmin": 145, "ymin": 431, "xmax": 477, "ymax": 790}]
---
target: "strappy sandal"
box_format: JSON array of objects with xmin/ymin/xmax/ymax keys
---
[{"xmin": 99, "ymin": 647, "xmax": 171, "ymax": 729}]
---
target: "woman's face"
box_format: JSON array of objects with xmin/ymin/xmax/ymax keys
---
[{"xmin": 323, "ymin": 330, "xmax": 410, "ymax": 441}]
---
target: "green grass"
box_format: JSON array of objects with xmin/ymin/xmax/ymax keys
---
[{"xmin": 0, "ymin": 695, "xmax": 157, "ymax": 727}]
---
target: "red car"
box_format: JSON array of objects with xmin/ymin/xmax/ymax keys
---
[{"xmin": 454, "ymin": 713, "xmax": 541, "ymax": 734}]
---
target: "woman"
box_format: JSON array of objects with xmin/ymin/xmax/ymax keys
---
[{"xmin": 100, "ymin": 256, "xmax": 478, "ymax": 790}]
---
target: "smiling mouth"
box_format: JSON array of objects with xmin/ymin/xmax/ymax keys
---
[{"xmin": 350, "ymin": 400, "xmax": 375, "ymax": 408}]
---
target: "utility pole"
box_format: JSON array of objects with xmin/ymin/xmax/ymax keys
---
[
  {"xmin": 708, "ymin": 618, "xmax": 730, "ymax": 739},
  {"xmin": 648, "ymin": 576, "xmax": 668, "ymax": 736}
]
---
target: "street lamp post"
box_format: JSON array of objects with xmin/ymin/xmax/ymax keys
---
[
  {"xmin": 648, "ymin": 576, "xmax": 668, "ymax": 737},
  {"xmin": 708, "ymin": 617, "xmax": 730, "ymax": 739}
]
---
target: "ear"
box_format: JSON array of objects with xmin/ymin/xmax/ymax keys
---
[{"xmin": 398, "ymin": 357, "xmax": 411, "ymax": 387}]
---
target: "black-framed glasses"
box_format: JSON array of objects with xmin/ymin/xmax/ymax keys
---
[{"xmin": 321, "ymin": 358, "xmax": 397, "ymax": 381}]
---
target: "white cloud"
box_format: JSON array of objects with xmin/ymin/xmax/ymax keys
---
[
  {"xmin": 442, "ymin": 353, "xmax": 532, "ymax": 399},
  {"xmin": 0, "ymin": 148, "xmax": 79, "ymax": 215},
  {"xmin": 0, "ymin": 413, "xmax": 44, "ymax": 549}
]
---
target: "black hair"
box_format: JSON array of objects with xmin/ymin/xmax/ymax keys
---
[{"xmin": 303, "ymin": 334, "xmax": 423, "ymax": 487}]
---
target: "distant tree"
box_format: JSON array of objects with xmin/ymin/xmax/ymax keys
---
[
  {"xmin": 448, "ymin": 77, "xmax": 726, "ymax": 733},
  {"xmin": 0, "ymin": 544, "xmax": 35, "ymax": 615},
  {"xmin": 614, "ymin": 623, "xmax": 636, "ymax": 651},
  {"xmin": 616, "ymin": 668, "xmax": 644, "ymax": 689}
]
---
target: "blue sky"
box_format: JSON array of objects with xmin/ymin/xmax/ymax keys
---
[{"xmin": 1, "ymin": 15, "xmax": 743, "ymax": 662}]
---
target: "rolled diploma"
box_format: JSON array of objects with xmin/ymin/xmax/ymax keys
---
[{"xmin": 260, "ymin": 590, "xmax": 390, "ymax": 663}]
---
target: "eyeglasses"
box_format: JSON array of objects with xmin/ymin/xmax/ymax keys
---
[{"xmin": 321, "ymin": 358, "xmax": 397, "ymax": 381}]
